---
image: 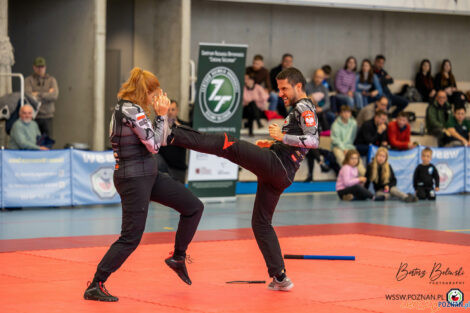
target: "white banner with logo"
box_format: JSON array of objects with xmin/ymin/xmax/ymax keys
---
[{"xmin": 188, "ymin": 43, "xmax": 247, "ymax": 198}]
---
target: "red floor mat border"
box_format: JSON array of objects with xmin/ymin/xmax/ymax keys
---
[{"xmin": 1, "ymin": 223, "xmax": 469, "ymax": 253}]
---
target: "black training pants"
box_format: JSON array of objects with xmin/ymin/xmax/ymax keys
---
[
  {"xmin": 94, "ymin": 171, "xmax": 204, "ymax": 282},
  {"xmin": 171, "ymin": 127, "xmax": 292, "ymax": 277},
  {"xmin": 337, "ymin": 184, "xmax": 373, "ymax": 200},
  {"xmin": 416, "ymin": 186, "xmax": 436, "ymax": 200}
]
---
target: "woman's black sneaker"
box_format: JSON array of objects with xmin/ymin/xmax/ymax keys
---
[
  {"xmin": 83, "ymin": 281, "xmax": 119, "ymax": 302},
  {"xmin": 165, "ymin": 256, "xmax": 192, "ymax": 285}
]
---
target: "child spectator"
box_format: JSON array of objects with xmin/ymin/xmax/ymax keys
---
[
  {"xmin": 443, "ymin": 106, "xmax": 470, "ymax": 147},
  {"xmin": 336, "ymin": 150, "xmax": 384, "ymax": 201},
  {"xmin": 365, "ymin": 147, "xmax": 417, "ymax": 202},
  {"xmin": 388, "ymin": 111, "xmax": 417, "ymax": 150},
  {"xmin": 331, "ymin": 105, "xmax": 365, "ymax": 176},
  {"xmin": 413, "ymin": 147, "xmax": 439, "ymax": 200}
]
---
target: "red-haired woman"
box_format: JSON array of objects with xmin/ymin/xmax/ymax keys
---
[{"xmin": 84, "ymin": 68, "xmax": 203, "ymax": 302}]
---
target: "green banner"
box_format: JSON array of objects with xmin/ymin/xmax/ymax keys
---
[{"xmin": 187, "ymin": 43, "xmax": 247, "ymax": 199}]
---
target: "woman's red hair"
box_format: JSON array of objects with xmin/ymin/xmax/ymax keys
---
[{"xmin": 118, "ymin": 67, "xmax": 160, "ymax": 115}]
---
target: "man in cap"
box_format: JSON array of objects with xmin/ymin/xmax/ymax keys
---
[{"xmin": 25, "ymin": 57, "xmax": 59, "ymax": 138}]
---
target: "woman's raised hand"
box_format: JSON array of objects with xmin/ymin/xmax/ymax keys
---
[{"xmin": 154, "ymin": 89, "xmax": 170, "ymax": 116}]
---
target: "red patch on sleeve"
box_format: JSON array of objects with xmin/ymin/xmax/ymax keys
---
[
  {"xmin": 136, "ymin": 113, "xmax": 146, "ymax": 121},
  {"xmin": 301, "ymin": 111, "xmax": 316, "ymax": 127}
]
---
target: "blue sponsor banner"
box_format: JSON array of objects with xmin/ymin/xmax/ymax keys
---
[
  {"xmin": 71, "ymin": 150, "xmax": 120, "ymax": 205},
  {"xmin": 421, "ymin": 146, "xmax": 466, "ymax": 195},
  {"xmin": 368, "ymin": 146, "xmax": 419, "ymax": 194},
  {"xmin": 2, "ymin": 150, "xmax": 71, "ymax": 207},
  {"xmin": 467, "ymin": 147, "xmax": 470, "ymax": 192}
]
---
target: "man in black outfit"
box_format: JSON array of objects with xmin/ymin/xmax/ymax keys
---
[
  {"xmin": 354, "ymin": 110, "xmax": 388, "ymax": 156},
  {"xmin": 166, "ymin": 67, "xmax": 319, "ymax": 291}
]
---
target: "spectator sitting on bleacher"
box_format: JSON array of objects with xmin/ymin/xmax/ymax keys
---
[
  {"xmin": 356, "ymin": 59, "xmax": 382, "ymax": 108},
  {"xmin": 246, "ymin": 54, "xmax": 271, "ymax": 91},
  {"xmin": 373, "ymin": 54, "xmax": 408, "ymax": 118},
  {"xmin": 354, "ymin": 110, "xmax": 388, "ymax": 157},
  {"xmin": 321, "ymin": 64, "xmax": 333, "ymax": 92},
  {"xmin": 334, "ymin": 56, "xmax": 362, "ymax": 111},
  {"xmin": 434, "ymin": 59, "xmax": 467, "ymax": 108},
  {"xmin": 269, "ymin": 53, "xmax": 293, "ymax": 117},
  {"xmin": 426, "ymin": 90, "xmax": 452, "ymax": 146},
  {"xmin": 365, "ymin": 147, "xmax": 417, "ymax": 202},
  {"xmin": 356, "ymin": 95, "xmax": 388, "ymax": 128},
  {"xmin": 243, "ymin": 72, "xmax": 268, "ymax": 136},
  {"xmin": 388, "ymin": 111, "xmax": 416, "ymax": 150},
  {"xmin": 443, "ymin": 106, "xmax": 470, "ymax": 147},
  {"xmin": 8, "ymin": 104, "xmax": 49, "ymax": 150},
  {"xmin": 306, "ymin": 69, "xmax": 334, "ymax": 131},
  {"xmin": 331, "ymin": 105, "xmax": 365, "ymax": 176},
  {"xmin": 415, "ymin": 59, "xmax": 436, "ymax": 103}
]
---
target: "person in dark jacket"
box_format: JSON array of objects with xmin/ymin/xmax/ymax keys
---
[
  {"xmin": 413, "ymin": 147, "xmax": 439, "ymax": 200},
  {"xmin": 373, "ymin": 55, "xmax": 408, "ymax": 117},
  {"xmin": 434, "ymin": 59, "xmax": 467, "ymax": 107},
  {"xmin": 415, "ymin": 59, "xmax": 436, "ymax": 103},
  {"xmin": 84, "ymin": 68, "xmax": 204, "ymax": 302},
  {"xmin": 268, "ymin": 53, "xmax": 293, "ymax": 116},
  {"xmin": 354, "ymin": 110, "xmax": 388, "ymax": 156},
  {"xmin": 366, "ymin": 147, "xmax": 417, "ymax": 202},
  {"xmin": 426, "ymin": 90, "xmax": 452, "ymax": 146},
  {"xmin": 157, "ymin": 100, "xmax": 190, "ymax": 183}
]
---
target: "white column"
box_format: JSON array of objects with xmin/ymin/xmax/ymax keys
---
[
  {"xmin": 179, "ymin": 0, "xmax": 191, "ymax": 120},
  {"xmin": 0, "ymin": 0, "xmax": 14, "ymax": 97},
  {"xmin": 92, "ymin": 0, "xmax": 106, "ymax": 150}
]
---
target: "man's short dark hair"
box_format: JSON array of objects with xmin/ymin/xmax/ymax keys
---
[
  {"xmin": 170, "ymin": 99, "xmax": 178, "ymax": 107},
  {"xmin": 276, "ymin": 67, "xmax": 306, "ymax": 91},
  {"xmin": 340, "ymin": 105, "xmax": 352, "ymax": 113},
  {"xmin": 253, "ymin": 54, "xmax": 263, "ymax": 61},
  {"xmin": 321, "ymin": 65, "xmax": 332, "ymax": 75},
  {"xmin": 375, "ymin": 109, "xmax": 387, "ymax": 117},
  {"xmin": 454, "ymin": 105, "xmax": 466, "ymax": 112},
  {"xmin": 375, "ymin": 54, "xmax": 386, "ymax": 61},
  {"xmin": 282, "ymin": 53, "xmax": 293, "ymax": 60}
]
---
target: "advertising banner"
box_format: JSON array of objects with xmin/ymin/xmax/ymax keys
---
[
  {"xmin": 71, "ymin": 150, "xmax": 120, "ymax": 205},
  {"xmin": 188, "ymin": 42, "xmax": 247, "ymax": 199},
  {"xmin": 421, "ymin": 146, "xmax": 466, "ymax": 195},
  {"xmin": 2, "ymin": 150, "xmax": 71, "ymax": 207}
]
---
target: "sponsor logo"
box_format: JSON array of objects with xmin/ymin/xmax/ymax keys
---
[
  {"xmin": 435, "ymin": 163, "xmax": 453, "ymax": 190},
  {"xmin": 91, "ymin": 167, "xmax": 116, "ymax": 199},
  {"xmin": 199, "ymin": 66, "xmax": 240, "ymax": 123}
]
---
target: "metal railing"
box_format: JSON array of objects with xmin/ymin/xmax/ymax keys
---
[{"xmin": 0, "ymin": 72, "xmax": 24, "ymax": 107}]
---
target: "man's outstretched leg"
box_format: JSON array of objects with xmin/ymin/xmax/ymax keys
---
[{"xmin": 169, "ymin": 126, "xmax": 276, "ymax": 178}]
